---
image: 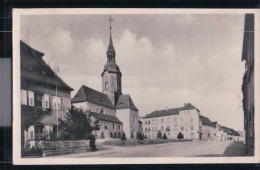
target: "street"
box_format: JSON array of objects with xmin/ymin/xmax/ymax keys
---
[{"xmin": 52, "ymin": 140, "xmax": 246, "ymax": 158}]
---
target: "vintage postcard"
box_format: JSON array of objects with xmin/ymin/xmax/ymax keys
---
[{"xmin": 13, "ymin": 9, "xmax": 260, "ymax": 164}]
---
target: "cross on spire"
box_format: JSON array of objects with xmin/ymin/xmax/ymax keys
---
[{"xmin": 109, "ymin": 16, "xmax": 114, "ymax": 31}]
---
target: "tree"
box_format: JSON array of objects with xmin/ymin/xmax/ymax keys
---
[
  {"xmin": 177, "ymin": 132, "xmax": 184, "ymax": 139},
  {"xmin": 157, "ymin": 130, "xmax": 162, "ymax": 139},
  {"xmin": 163, "ymin": 133, "xmax": 167, "ymax": 139},
  {"xmin": 137, "ymin": 132, "xmax": 144, "ymax": 140},
  {"xmin": 58, "ymin": 106, "xmax": 100, "ymax": 151}
]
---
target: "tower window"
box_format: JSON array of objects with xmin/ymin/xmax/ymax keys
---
[{"xmin": 105, "ymin": 82, "xmax": 108, "ymax": 90}]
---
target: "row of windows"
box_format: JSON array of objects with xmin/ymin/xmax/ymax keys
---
[
  {"xmin": 103, "ymin": 123, "xmax": 121, "ymax": 130},
  {"xmin": 144, "ymin": 117, "xmax": 193, "ymax": 125},
  {"xmin": 144, "ymin": 132, "xmax": 195, "ymax": 139},
  {"xmin": 21, "ymin": 89, "xmax": 62, "ymax": 110},
  {"xmin": 144, "ymin": 125, "xmax": 194, "ymax": 132}
]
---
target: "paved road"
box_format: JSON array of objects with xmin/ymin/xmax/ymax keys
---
[
  {"xmin": 54, "ymin": 140, "xmax": 240, "ymax": 158},
  {"xmin": 94, "ymin": 141, "xmax": 232, "ymax": 157}
]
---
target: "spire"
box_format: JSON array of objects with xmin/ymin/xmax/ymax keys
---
[{"xmin": 107, "ymin": 17, "xmax": 115, "ymax": 62}]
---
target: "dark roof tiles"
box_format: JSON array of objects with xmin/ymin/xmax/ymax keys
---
[
  {"xmin": 199, "ymin": 115, "xmax": 217, "ymax": 127},
  {"xmin": 20, "ymin": 41, "xmax": 73, "ymax": 91},
  {"xmin": 143, "ymin": 103, "xmax": 198, "ymax": 119},
  {"xmin": 115, "ymin": 94, "xmax": 138, "ymax": 111},
  {"xmin": 90, "ymin": 112, "xmax": 122, "ymax": 124},
  {"xmin": 72, "ymin": 85, "xmax": 114, "ymax": 108}
]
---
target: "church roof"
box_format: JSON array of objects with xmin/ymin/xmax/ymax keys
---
[
  {"xmin": 102, "ymin": 62, "xmax": 121, "ymax": 76},
  {"xmin": 72, "ymin": 85, "xmax": 114, "ymax": 109},
  {"xmin": 20, "ymin": 41, "xmax": 73, "ymax": 91},
  {"xmin": 143, "ymin": 103, "xmax": 198, "ymax": 119},
  {"xmin": 115, "ymin": 94, "xmax": 139, "ymax": 111},
  {"xmin": 90, "ymin": 112, "xmax": 122, "ymax": 124},
  {"xmin": 107, "ymin": 32, "xmax": 115, "ymax": 54}
]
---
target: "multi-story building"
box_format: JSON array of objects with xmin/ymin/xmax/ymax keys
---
[
  {"xmin": 241, "ymin": 14, "xmax": 254, "ymax": 156},
  {"xmin": 20, "ymin": 41, "xmax": 73, "ymax": 149},
  {"xmin": 199, "ymin": 115, "xmax": 218, "ymax": 141},
  {"xmin": 72, "ymin": 85, "xmax": 123, "ymax": 138},
  {"xmin": 142, "ymin": 103, "xmax": 200, "ymax": 140},
  {"xmin": 72, "ymin": 18, "xmax": 141, "ymax": 139}
]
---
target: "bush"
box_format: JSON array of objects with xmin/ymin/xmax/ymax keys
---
[
  {"xmin": 137, "ymin": 132, "xmax": 144, "ymax": 140},
  {"xmin": 163, "ymin": 133, "xmax": 167, "ymax": 139},
  {"xmin": 157, "ymin": 130, "xmax": 162, "ymax": 139},
  {"xmin": 177, "ymin": 132, "xmax": 184, "ymax": 139},
  {"xmin": 121, "ymin": 131, "xmax": 126, "ymax": 141}
]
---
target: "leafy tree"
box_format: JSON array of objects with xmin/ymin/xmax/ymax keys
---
[
  {"xmin": 177, "ymin": 132, "xmax": 184, "ymax": 139},
  {"xmin": 137, "ymin": 132, "xmax": 144, "ymax": 140},
  {"xmin": 58, "ymin": 106, "xmax": 100, "ymax": 151},
  {"xmin": 163, "ymin": 133, "xmax": 167, "ymax": 139},
  {"xmin": 157, "ymin": 130, "xmax": 162, "ymax": 139},
  {"xmin": 121, "ymin": 131, "xmax": 126, "ymax": 142}
]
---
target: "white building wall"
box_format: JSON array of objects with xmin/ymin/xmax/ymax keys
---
[
  {"xmin": 116, "ymin": 109, "xmax": 130, "ymax": 138},
  {"xmin": 73, "ymin": 101, "xmax": 115, "ymax": 116},
  {"xmin": 143, "ymin": 109, "xmax": 200, "ymax": 140},
  {"xmin": 129, "ymin": 109, "xmax": 140, "ymax": 138}
]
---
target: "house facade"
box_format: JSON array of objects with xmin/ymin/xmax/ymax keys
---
[
  {"xmin": 241, "ymin": 14, "xmax": 255, "ymax": 156},
  {"xmin": 20, "ymin": 41, "xmax": 73, "ymax": 149},
  {"xmin": 72, "ymin": 19, "xmax": 141, "ymax": 139},
  {"xmin": 199, "ymin": 115, "xmax": 218, "ymax": 141},
  {"xmin": 142, "ymin": 103, "xmax": 200, "ymax": 140}
]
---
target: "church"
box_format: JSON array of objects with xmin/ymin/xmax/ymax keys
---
[{"xmin": 72, "ymin": 18, "xmax": 141, "ymax": 139}]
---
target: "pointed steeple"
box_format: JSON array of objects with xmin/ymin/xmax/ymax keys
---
[{"xmin": 107, "ymin": 17, "xmax": 115, "ymax": 62}]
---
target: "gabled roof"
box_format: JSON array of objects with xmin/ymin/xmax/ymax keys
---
[
  {"xmin": 115, "ymin": 94, "xmax": 138, "ymax": 111},
  {"xmin": 20, "ymin": 41, "xmax": 73, "ymax": 91},
  {"xmin": 143, "ymin": 103, "xmax": 198, "ymax": 119},
  {"xmin": 199, "ymin": 115, "xmax": 217, "ymax": 127},
  {"xmin": 90, "ymin": 112, "xmax": 122, "ymax": 124},
  {"xmin": 220, "ymin": 126, "xmax": 240, "ymax": 136},
  {"xmin": 72, "ymin": 85, "xmax": 114, "ymax": 109}
]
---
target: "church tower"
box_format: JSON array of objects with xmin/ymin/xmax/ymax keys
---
[{"xmin": 101, "ymin": 17, "xmax": 122, "ymax": 106}]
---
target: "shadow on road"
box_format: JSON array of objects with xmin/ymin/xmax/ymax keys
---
[{"xmin": 194, "ymin": 141, "xmax": 247, "ymax": 157}]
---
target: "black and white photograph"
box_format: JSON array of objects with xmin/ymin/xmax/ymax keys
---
[{"xmin": 12, "ymin": 9, "xmax": 259, "ymax": 164}]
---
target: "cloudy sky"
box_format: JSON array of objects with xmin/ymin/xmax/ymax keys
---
[{"xmin": 21, "ymin": 14, "xmax": 245, "ymax": 130}]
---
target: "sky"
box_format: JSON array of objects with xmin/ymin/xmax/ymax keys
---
[{"xmin": 20, "ymin": 14, "xmax": 246, "ymax": 130}]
